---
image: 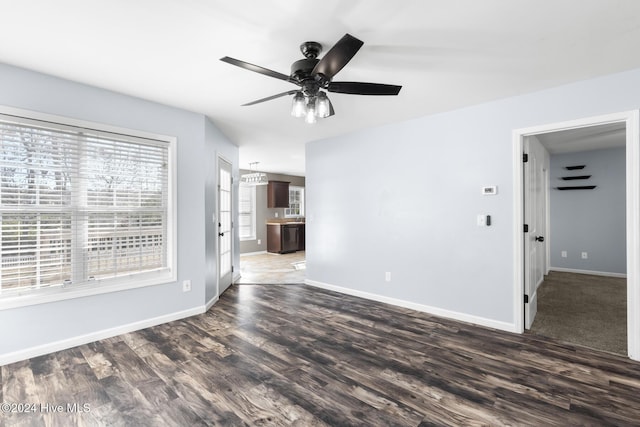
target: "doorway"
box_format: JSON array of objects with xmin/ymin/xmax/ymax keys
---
[
  {"xmin": 529, "ymin": 125, "xmax": 627, "ymax": 354},
  {"xmin": 513, "ymin": 110, "xmax": 640, "ymax": 361},
  {"xmin": 237, "ymin": 175, "xmax": 307, "ymax": 284}
]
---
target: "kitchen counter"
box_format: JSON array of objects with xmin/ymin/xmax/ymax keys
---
[
  {"xmin": 266, "ymin": 217, "xmax": 305, "ymax": 225},
  {"xmin": 266, "ymin": 221, "xmax": 305, "ymax": 225}
]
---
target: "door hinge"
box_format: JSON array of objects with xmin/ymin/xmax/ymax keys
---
[
  {"xmin": 523, "ymin": 153, "xmax": 529, "ymax": 163},
  {"xmin": 524, "ymin": 294, "xmax": 529, "ymax": 304},
  {"xmin": 524, "ymin": 224, "xmax": 529, "ymax": 232},
  {"xmin": 231, "ymin": 266, "xmax": 234, "ymax": 273}
]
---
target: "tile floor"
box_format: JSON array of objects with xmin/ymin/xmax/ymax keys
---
[{"xmin": 237, "ymin": 251, "xmax": 306, "ymax": 284}]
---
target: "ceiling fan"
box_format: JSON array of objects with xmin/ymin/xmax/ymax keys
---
[{"xmin": 220, "ymin": 33, "xmax": 402, "ymax": 123}]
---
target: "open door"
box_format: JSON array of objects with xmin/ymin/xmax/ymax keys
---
[
  {"xmin": 218, "ymin": 157, "xmax": 233, "ymax": 294},
  {"xmin": 523, "ymin": 136, "xmax": 549, "ymax": 329}
]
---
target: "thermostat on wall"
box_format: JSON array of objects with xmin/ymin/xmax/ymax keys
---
[{"xmin": 482, "ymin": 186, "xmax": 497, "ymax": 195}]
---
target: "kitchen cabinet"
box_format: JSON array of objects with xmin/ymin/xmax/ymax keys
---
[
  {"xmin": 267, "ymin": 223, "xmax": 305, "ymax": 254},
  {"xmin": 267, "ymin": 180, "xmax": 290, "ymax": 208}
]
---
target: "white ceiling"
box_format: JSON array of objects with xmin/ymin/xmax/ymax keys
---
[
  {"xmin": 1, "ymin": 1, "xmax": 640, "ymax": 176},
  {"xmin": 536, "ymin": 122, "xmax": 626, "ymax": 154}
]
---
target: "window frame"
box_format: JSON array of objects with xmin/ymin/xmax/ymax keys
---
[
  {"xmin": 238, "ymin": 184, "xmax": 257, "ymax": 241},
  {"xmin": 0, "ymin": 105, "xmax": 177, "ymax": 310}
]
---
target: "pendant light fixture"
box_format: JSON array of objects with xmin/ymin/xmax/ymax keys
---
[{"xmin": 240, "ymin": 162, "xmax": 268, "ymax": 185}]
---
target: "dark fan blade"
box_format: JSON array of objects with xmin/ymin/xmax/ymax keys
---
[
  {"xmin": 328, "ymin": 81, "xmax": 402, "ymax": 96},
  {"xmin": 241, "ymin": 90, "xmax": 299, "ymax": 106},
  {"xmin": 220, "ymin": 56, "xmax": 292, "ymax": 82},
  {"xmin": 311, "ymin": 33, "xmax": 364, "ymax": 80}
]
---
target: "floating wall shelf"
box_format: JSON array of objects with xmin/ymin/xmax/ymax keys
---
[
  {"xmin": 556, "ymin": 185, "xmax": 597, "ymax": 190},
  {"xmin": 561, "ymin": 175, "xmax": 591, "ymax": 180},
  {"xmin": 557, "ymin": 164, "xmax": 595, "ymax": 189}
]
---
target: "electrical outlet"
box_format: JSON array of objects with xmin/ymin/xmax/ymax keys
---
[
  {"xmin": 385, "ymin": 272, "xmax": 391, "ymax": 282},
  {"xmin": 581, "ymin": 252, "xmax": 588, "ymax": 259},
  {"xmin": 182, "ymin": 280, "xmax": 191, "ymax": 292},
  {"xmin": 257, "ymin": 239, "xmax": 261, "ymax": 245},
  {"xmin": 561, "ymin": 251, "xmax": 567, "ymax": 258}
]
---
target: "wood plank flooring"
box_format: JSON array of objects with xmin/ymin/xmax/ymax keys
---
[{"xmin": 2, "ymin": 284, "xmax": 640, "ymax": 426}]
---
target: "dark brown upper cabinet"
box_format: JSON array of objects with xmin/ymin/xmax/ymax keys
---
[{"xmin": 267, "ymin": 180, "xmax": 290, "ymax": 208}]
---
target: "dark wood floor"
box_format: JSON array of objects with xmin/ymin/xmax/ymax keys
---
[{"xmin": 3, "ymin": 284, "xmax": 640, "ymax": 426}]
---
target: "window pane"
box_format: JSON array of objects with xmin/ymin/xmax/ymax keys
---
[
  {"xmin": 85, "ymin": 136, "xmax": 167, "ymax": 208},
  {"xmin": 85, "ymin": 212, "xmax": 166, "ymax": 279},
  {"xmin": 0, "ymin": 213, "xmax": 72, "ymax": 291},
  {"xmin": 239, "ymin": 185, "xmax": 256, "ymax": 241}
]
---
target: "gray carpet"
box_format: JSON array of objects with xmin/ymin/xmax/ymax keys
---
[{"xmin": 530, "ymin": 271, "xmax": 627, "ymax": 355}]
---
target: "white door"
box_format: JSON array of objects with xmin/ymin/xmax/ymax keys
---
[
  {"xmin": 524, "ymin": 136, "xmax": 548, "ymax": 329},
  {"xmin": 218, "ymin": 158, "xmax": 233, "ymax": 294}
]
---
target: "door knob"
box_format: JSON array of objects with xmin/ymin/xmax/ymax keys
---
[{"xmin": 535, "ymin": 236, "xmax": 544, "ymax": 242}]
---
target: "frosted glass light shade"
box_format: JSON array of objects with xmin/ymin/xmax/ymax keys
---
[{"xmin": 291, "ymin": 92, "xmax": 306, "ymax": 118}]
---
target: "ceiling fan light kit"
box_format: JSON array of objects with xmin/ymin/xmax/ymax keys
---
[
  {"xmin": 291, "ymin": 92, "xmax": 306, "ymax": 118},
  {"xmin": 221, "ymin": 33, "xmax": 402, "ymax": 124}
]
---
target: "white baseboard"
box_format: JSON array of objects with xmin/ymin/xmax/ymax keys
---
[
  {"xmin": 304, "ymin": 279, "xmax": 517, "ymax": 333},
  {"xmin": 550, "ymin": 267, "xmax": 627, "ymax": 279},
  {"xmin": 0, "ymin": 305, "xmax": 206, "ymax": 366},
  {"xmin": 205, "ymin": 295, "xmax": 219, "ymax": 311},
  {"xmin": 240, "ymin": 250, "xmax": 267, "ymax": 257}
]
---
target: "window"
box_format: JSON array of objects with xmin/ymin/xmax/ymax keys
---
[
  {"xmin": 0, "ymin": 109, "xmax": 174, "ymax": 307},
  {"xmin": 238, "ymin": 184, "xmax": 256, "ymax": 241},
  {"xmin": 285, "ymin": 186, "xmax": 304, "ymax": 217}
]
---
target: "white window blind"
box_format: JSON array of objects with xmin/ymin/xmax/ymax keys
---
[
  {"xmin": 0, "ymin": 113, "xmax": 169, "ymax": 297},
  {"xmin": 238, "ymin": 184, "xmax": 256, "ymax": 241}
]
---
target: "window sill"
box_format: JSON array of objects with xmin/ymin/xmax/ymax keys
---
[{"xmin": 0, "ymin": 270, "xmax": 175, "ymax": 310}]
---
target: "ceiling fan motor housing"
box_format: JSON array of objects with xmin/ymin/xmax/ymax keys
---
[
  {"xmin": 290, "ymin": 57, "xmax": 319, "ymax": 82},
  {"xmin": 291, "ymin": 41, "xmax": 326, "ymax": 91},
  {"xmin": 300, "ymin": 41, "xmax": 322, "ymax": 59}
]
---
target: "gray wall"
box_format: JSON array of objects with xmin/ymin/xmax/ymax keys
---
[
  {"xmin": 239, "ymin": 171, "xmax": 305, "ymax": 254},
  {"xmin": 306, "ymin": 67, "xmax": 640, "ymax": 329},
  {"xmin": 0, "ymin": 62, "xmax": 238, "ymax": 359},
  {"xmin": 550, "ymin": 148, "xmax": 626, "ymax": 274}
]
